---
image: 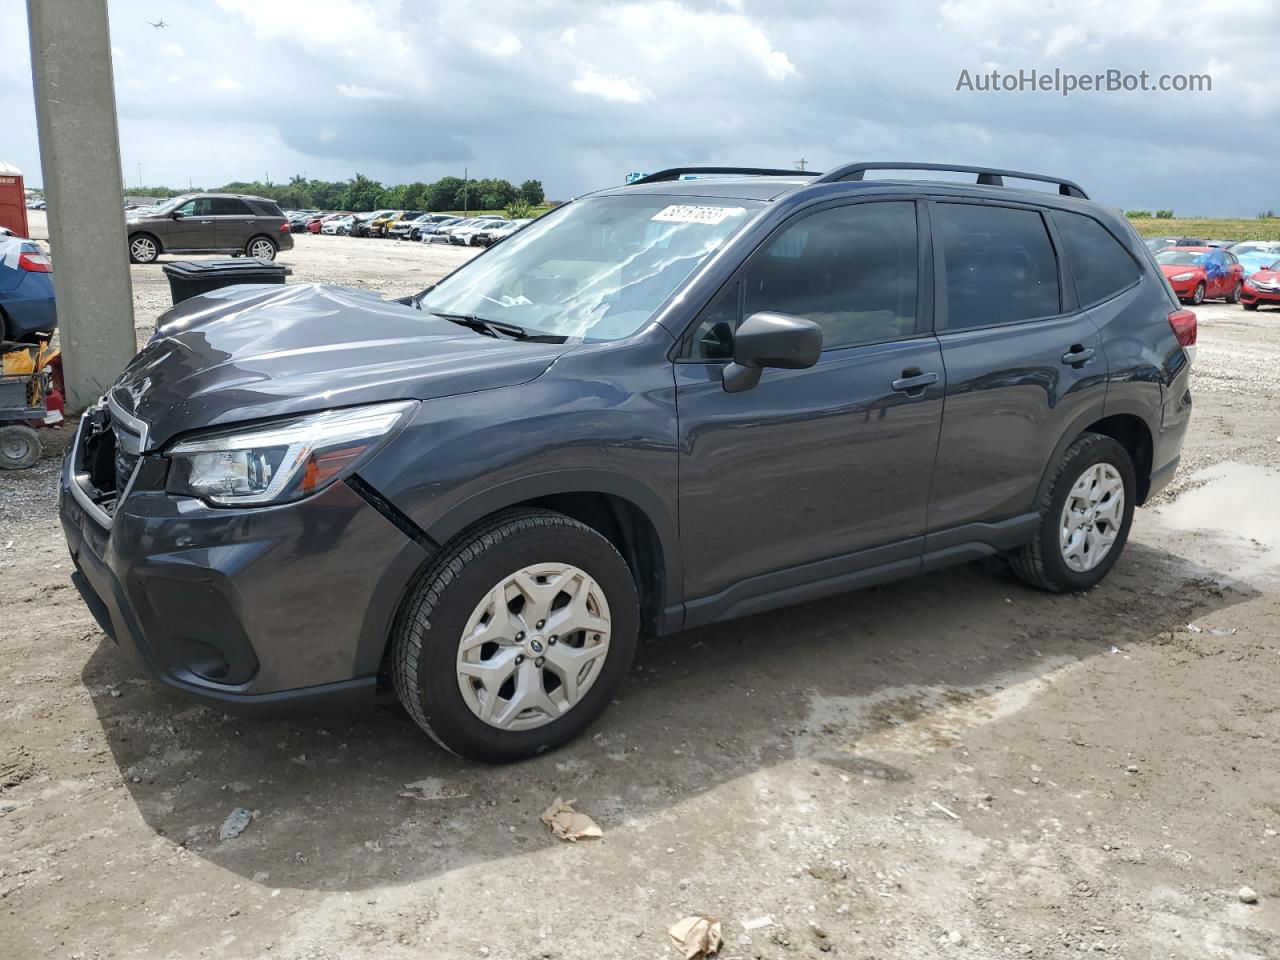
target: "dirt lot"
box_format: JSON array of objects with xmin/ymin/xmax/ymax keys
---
[{"xmin": 3, "ymin": 214, "xmax": 1279, "ymax": 959}]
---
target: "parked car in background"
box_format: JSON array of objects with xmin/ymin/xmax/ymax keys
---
[
  {"xmin": 1227, "ymin": 240, "xmax": 1280, "ymax": 259},
  {"xmin": 449, "ymin": 217, "xmax": 508, "ymax": 245},
  {"xmin": 1236, "ymin": 249, "xmax": 1280, "ymax": 278},
  {"xmin": 385, "ymin": 212, "xmax": 428, "ymax": 240},
  {"xmin": 60, "ymin": 162, "xmax": 1193, "ymax": 762},
  {"xmin": 309, "ymin": 213, "xmax": 352, "ymax": 234},
  {"xmin": 406, "ymin": 214, "xmax": 459, "ymax": 241},
  {"xmin": 366, "ymin": 211, "xmax": 405, "ymax": 238},
  {"xmin": 288, "ymin": 211, "xmax": 319, "ymax": 233},
  {"xmin": 474, "ymin": 219, "xmax": 531, "ymax": 247},
  {"xmin": 417, "ymin": 216, "xmax": 464, "ymax": 241},
  {"xmin": 1155, "ymin": 246, "xmax": 1244, "ymax": 305},
  {"xmin": 1240, "ymin": 259, "xmax": 1280, "ymax": 311},
  {"xmin": 126, "ymin": 193, "xmax": 294, "ymax": 263},
  {"xmin": 0, "ymin": 236, "xmax": 56, "ymax": 341},
  {"xmin": 322, "ymin": 215, "xmax": 356, "ymax": 235}
]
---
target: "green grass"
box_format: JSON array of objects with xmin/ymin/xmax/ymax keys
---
[{"xmin": 1127, "ymin": 217, "xmax": 1280, "ymax": 242}]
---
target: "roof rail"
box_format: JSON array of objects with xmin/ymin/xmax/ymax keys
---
[
  {"xmin": 814, "ymin": 162, "xmax": 1088, "ymax": 199},
  {"xmin": 628, "ymin": 166, "xmax": 819, "ymax": 185}
]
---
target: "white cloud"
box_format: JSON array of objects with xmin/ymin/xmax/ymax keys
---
[
  {"xmin": 213, "ymin": 76, "xmax": 243, "ymax": 92},
  {"xmin": 572, "ymin": 66, "xmax": 652, "ymax": 104},
  {"xmin": 484, "ymin": 32, "xmax": 523, "ymax": 57},
  {"xmin": 336, "ymin": 84, "xmax": 401, "ymax": 101},
  {"xmin": 161, "ymin": 42, "xmax": 186, "ymax": 58}
]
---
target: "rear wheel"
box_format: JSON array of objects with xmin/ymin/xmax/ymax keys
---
[
  {"xmin": 1191, "ymin": 282, "xmax": 1205, "ymax": 305},
  {"xmin": 128, "ymin": 234, "xmax": 159, "ymax": 264},
  {"xmin": 245, "ymin": 236, "xmax": 277, "ymax": 261},
  {"xmin": 1227, "ymin": 281, "xmax": 1243, "ymax": 304},
  {"xmin": 392, "ymin": 509, "xmax": 639, "ymax": 763},
  {"xmin": 1010, "ymin": 433, "xmax": 1136, "ymax": 593},
  {"xmin": 0, "ymin": 425, "xmax": 41, "ymax": 470}
]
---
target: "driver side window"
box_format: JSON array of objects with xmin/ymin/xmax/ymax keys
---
[{"xmin": 687, "ymin": 201, "xmax": 919, "ymax": 360}]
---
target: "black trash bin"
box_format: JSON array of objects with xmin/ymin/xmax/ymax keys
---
[{"xmin": 161, "ymin": 259, "xmax": 292, "ymax": 305}]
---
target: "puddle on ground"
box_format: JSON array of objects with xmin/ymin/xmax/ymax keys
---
[{"xmin": 1157, "ymin": 462, "xmax": 1280, "ymax": 574}]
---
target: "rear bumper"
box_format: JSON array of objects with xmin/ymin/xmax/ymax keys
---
[
  {"xmin": 0, "ymin": 274, "xmax": 58, "ymax": 339},
  {"xmin": 276, "ymin": 230, "xmax": 295, "ymax": 251},
  {"xmin": 58, "ymin": 423, "xmax": 429, "ymax": 717}
]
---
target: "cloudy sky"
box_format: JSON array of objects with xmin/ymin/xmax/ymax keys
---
[{"xmin": 3, "ymin": 0, "xmax": 1277, "ymax": 214}]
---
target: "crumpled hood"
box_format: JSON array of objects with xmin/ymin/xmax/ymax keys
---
[{"xmin": 109, "ymin": 283, "xmax": 571, "ymax": 450}]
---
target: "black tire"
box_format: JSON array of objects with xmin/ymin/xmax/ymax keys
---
[
  {"xmin": 1191, "ymin": 282, "xmax": 1205, "ymax": 305},
  {"xmin": 1243, "ymin": 301, "xmax": 1259, "ymax": 311},
  {"xmin": 1009, "ymin": 433, "xmax": 1136, "ymax": 593},
  {"xmin": 1226, "ymin": 281, "xmax": 1242, "ymax": 304},
  {"xmin": 245, "ymin": 235, "xmax": 278, "ymax": 261},
  {"xmin": 391, "ymin": 508, "xmax": 639, "ymax": 763},
  {"xmin": 0, "ymin": 425, "xmax": 42, "ymax": 470},
  {"xmin": 128, "ymin": 233, "xmax": 160, "ymax": 264}
]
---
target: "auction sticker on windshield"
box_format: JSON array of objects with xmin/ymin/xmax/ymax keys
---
[{"xmin": 651, "ymin": 204, "xmax": 745, "ymax": 225}]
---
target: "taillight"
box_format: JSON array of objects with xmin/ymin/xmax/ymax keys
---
[
  {"xmin": 17, "ymin": 251, "xmax": 52, "ymax": 273},
  {"xmin": 279, "ymin": 221, "xmax": 290, "ymax": 232},
  {"xmin": 1168, "ymin": 308, "xmax": 1196, "ymax": 347}
]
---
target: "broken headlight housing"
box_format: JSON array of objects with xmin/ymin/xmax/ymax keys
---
[{"xmin": 165, "ymin": 400, "xmax": 417, "ymax": 506}]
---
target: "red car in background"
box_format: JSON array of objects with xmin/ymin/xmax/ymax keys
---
[
  {"xmin": 306, "ymin": 213, "xmax": 352, "ymax": 234},
  {"xmin": 1240, "ymin": 259, "xmax": 1280, "ymax": 311},
  {"xmin": 1155, "ymin": 246, "xmax": 1244, "ymax": 305}
]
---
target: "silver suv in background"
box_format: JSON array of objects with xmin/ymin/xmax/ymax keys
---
[{"xmin": 126, "ymin": 193, "xmax": 294, "ymax": 263}]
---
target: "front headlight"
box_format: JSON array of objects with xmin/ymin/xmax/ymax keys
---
[
  {"xmin": 1170, "ymin": 272, "xmax": 1195, "ymax": 282},
  {"xmin": 165, "ymin": 400, "xmax": 417, "ymax": 506}
]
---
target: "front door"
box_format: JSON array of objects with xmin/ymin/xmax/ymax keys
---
[
  {"xmin": 675, "ymin": 200, "xmax": 945, "ymax": 617},
  {"xmin": 168, "ymin": 196, "xmax": 218, "ymax": 251}
]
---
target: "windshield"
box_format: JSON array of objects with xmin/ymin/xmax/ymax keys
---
[
  {"xmin": 147, "ymin": 195, "xmax": 191, "ymax": 216},
  {"xmin": 1156, "ymin": 251, "xmax": 1209, "ymax": 266},
  {"xmin": 420, "ymin": 194, "xmax": 762, "ymax": 341}
]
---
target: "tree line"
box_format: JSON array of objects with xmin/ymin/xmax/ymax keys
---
[{"xmin": 127, "ymin": 174, "xmax": 547, "ymax": 212}]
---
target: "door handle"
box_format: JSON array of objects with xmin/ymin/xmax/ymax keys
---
[
  {"xmin": 1061, "ymin": 345, "xmax": 1095, "ymax": 366},
  {"xmin": 891, "ymin": 370, "xmax": 939, "ymax": 393},
  {"xmin": 199, "ymin": 220, "xmax": 213, "ymax": 224}
]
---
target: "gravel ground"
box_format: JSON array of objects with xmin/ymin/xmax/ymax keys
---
[{"xmin": 3, "ymin": 213, "xmax": 1279, "ymax": 960}]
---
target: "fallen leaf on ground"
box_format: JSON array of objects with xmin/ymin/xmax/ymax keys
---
[
  {"xmin": 668, "ymin": 915, "xmax": 722, "ymax": 958},
  {"xmin": 540, "ymin": 798, "xmax": 603, "ymax": 841},
  {"xmin": 400, "ymin": 777, "xmax": 468, "ymax": 801}
]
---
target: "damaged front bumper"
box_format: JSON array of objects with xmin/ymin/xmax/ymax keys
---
[{"xmin": 58, "ymin": 404, "xmax": 431, "ymax": 717}]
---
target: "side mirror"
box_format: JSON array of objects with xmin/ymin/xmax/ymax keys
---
[
  {"xmin": 722, "ymin": 311, "xmax": 823, "ymax": 393},
  {"xmin": 171, "ymin": 211, "xmax": 184, "ymax": 220}
]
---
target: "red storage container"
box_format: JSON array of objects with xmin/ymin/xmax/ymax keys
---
[{"xmin": 0, "ymin": 162, "xmax": 31, "ymax": 238}]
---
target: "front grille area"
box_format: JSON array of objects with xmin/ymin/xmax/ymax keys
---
[{"xmin": 112, "ymin": 424, "xmax": 141, "ymax": 495}]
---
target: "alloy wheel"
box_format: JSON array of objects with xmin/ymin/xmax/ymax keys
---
[
  {"xmin": 456, "ymin": 563, "xmax": 612, "ymax": 731},
  {"xmin": 1058, "ymin": 463, "xmax": 1124, "ymax": 573},
  {"xmin": 130, "ymin": 237, "xmax": 157, "ymax": 263},
  {"xmin": 249, "ymin": 239, "xmax": 275, "ymax": 260}
]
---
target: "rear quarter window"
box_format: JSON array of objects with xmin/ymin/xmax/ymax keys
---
[
  {"xmin": 248, "ymin": 200, "xmax": 283, "ymax": 216},
  {"xmin": 1053, "ymin": 211, "xmax": 1141, "ymax": 306}
]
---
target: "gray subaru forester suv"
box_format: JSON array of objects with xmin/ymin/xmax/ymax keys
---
[
  {"xmin": 126, "ymin": 192, "xmax": 293, "ymax": 263},
  {"xmin": 63, "ymin": 162, "xmax": 1193, "ymax": 762}
]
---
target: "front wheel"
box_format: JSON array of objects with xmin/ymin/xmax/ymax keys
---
[
  {"xmin": 1226, "ymin": 281, "xmax": 1243, "ymax": 304},
  {"xmin": 246, "ymin": 236, "xmax": 277, "ymax": 261},
  {"xmin": 1010, "ymin": 433, "xmax": 1136, "ymax": 593},
  {"xmin": 1243, "ymin": 301, "xmax": 1259, "ymax": 311},
  {"xmin": 391, "ymin": 509, "xmax": 639, "ymax": 763},
  {"xmin": 1191, "ymin": 282, "xmax": 1206, "ymax": 305},
  {"xmin": 128, "ymin": 234, "xmax": 159, "ymax": 264}
]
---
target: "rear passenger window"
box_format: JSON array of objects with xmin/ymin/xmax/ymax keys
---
[
  {"xmin": 934, "ymin": 203, "xmax": 1059, "ymax": 329},
  {"xmin": 211, "ymin": 198, "xmax": 251, "ymax": 216},
  {"xmin": 1054, "ymin": 211, "xmax": 1140, "ymax": 306},
  {"xmin": 742, "ymin": 201, "xmax": 919, "ymax": 350}
]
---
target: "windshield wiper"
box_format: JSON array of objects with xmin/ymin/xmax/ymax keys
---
[{"xmin": 429, "ymin": 310, "xmax": 531, "ymax": 340}]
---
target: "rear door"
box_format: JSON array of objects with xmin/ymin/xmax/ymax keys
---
[
  {"xmin": 675, "ymin": 199, "xmax": 946, "ymax": 610},
  {"xmin": 926, "ymin": 200, "xmax": 1106, "ymax": 536},
  {"xmin": 212, "ymin": 197, "xmax": 257, "ymax": 250}
]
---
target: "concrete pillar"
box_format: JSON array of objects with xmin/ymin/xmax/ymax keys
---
[{"xmin": 27, "ymin": 0, "xmax": 136, "ymax": 411}]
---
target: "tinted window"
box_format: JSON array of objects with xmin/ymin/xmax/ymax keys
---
[
  {"xmin": 740, "ymin": 201, "xmax": 918, "ymax": 350},
  {"xmin": 1054, "ymin": 211, "xmax": 1140, "ymax": 306},
  {"xmin": 177, "ymin": 197, "xmax": 213, "ymax": 217},
  {"xmin": 935, "ymin": 203, "xmax": 1059, "ymax": 329},
  {"xmin": 211, "ymin": 198, "xmax": 250, "ymax": 216}
]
